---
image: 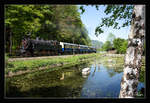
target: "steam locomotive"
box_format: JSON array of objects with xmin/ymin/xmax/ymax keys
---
[{"xmin": 20, "ymin": 36, "xmax": 96, "ymax": 57}]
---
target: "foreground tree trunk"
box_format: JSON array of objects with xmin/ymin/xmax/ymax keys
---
[{"xmin": 119, "ymin": 5, "xmax": 145, "ymax": 98}]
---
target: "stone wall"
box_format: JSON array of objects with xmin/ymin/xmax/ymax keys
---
[
  {"xmin": 102, "ymin": 53, "xmax": 145, "ymax": 59},
  {"xmin": 103, "ymin": 54, "xmax": 125, "ymax": 57}
]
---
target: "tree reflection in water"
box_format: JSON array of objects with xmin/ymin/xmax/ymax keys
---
[{"xmin": 5, "ymin": 57, "xmax": 145, "ymax": 98}]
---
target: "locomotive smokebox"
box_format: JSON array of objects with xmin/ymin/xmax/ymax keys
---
[{"xmin": 20, "ymin": 48, "xmax": 26, "ymax": 53}]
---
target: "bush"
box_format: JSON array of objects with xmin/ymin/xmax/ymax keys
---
[
  {"xmin": 102, "ymin": 41, "xmax": 113, "ymax": 51},
  {"xmin": 113, "ymin": 38, "xmax": 128, "ymax": 54}
]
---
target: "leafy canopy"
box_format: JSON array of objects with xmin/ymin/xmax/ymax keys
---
[
  {"xmin": 113, "ymin": 38, "xmax": 128, "ymax": 54},
  {"xmin": 79, "ymin": 5, "xmax": 134, "ymax": 36},
  {"xmin": 107, "ymin": 32, "xmax": 116, "ymax": 45},
  {"xmin": 5, "ymin": 5, "xmax": 92, "ymax": 53},
  {"xmin": 102, "ymin": 41, "xmax": 112, "ymax": 51}
]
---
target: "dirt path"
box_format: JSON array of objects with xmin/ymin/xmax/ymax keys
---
[{"xmin": 8, "ymin": 54, "xmax": 91, "ymax": 62}]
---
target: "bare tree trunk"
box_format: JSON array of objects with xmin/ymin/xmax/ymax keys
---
[
  {"xmin": 119, "ymin": 5, "xmax": 145, "ymax": 98},
  {"xmin": 9, "ymin": 31, "xmax": 12, "ymax": 55}
]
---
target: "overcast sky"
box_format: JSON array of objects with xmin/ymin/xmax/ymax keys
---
[{"xmin": 78, "ymin": 5, "xmax": 131, "ymax": 43}]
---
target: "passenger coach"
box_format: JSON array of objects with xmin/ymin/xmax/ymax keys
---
[{"xmin": 20, "ymin": 36, "xmax": 96, "ymax": 57}]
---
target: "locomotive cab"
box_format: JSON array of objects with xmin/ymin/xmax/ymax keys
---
[{"xmin": 20, "ymin": 36, "xmax": 29, "ymax": 54}]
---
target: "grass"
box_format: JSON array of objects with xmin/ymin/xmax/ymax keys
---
[
  {"xmin": 5, "ymin": 53, "xmax": 101, "ymax": 75},
  {"xmin": 5, "ymin": 53, "xmax": 145, "ymax": 76}
]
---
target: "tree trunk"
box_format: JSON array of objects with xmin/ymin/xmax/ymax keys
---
[
  {"xmin": 119, "ymin": 5, "xmax": 145, "ymax": 98},
  {"xmin": 9, "ymin": 31, "xmax": 12, "ymax": 55}
]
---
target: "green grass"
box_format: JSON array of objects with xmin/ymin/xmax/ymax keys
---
[
  {"xmin": 5, "ymin": 53, "xmax": 145, "ymax": 75},
  {"xmin": 5, "ymin": 53, "xmax": 101, "ymax": 74}
]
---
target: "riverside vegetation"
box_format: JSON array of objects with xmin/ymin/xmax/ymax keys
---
[
  {"xmin": 5, "ymin": 53, "xmax": 101, "ymax": 77},
  {"xmin": 5, "ymin": 53, "xmax": 145, "ymax": 81},
  {"xmin": 5, "ymin": 53, "xmax": 145, "ymax": 98}
]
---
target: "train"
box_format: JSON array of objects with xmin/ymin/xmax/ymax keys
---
[{"xmin": 20, "ymin": 36, "xmax": 96, "ymax": 57}]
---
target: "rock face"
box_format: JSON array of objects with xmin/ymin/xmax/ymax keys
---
[{"xmin": 82, "ymin": 68, "xmax": 90, "ymax": 75}]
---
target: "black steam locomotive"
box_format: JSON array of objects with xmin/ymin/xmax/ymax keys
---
[{"xmin": 20, "ymin": 36, "xmax": 96, "ymax": 57}]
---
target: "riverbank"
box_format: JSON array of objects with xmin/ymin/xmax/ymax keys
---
[
  {"xmin": 5, "ymin": 53, "xmax": 101, "ymax": 77},
  {"xmin": 99, "ymin": 54, "xmax": 145, "ymax": 71},
  {"xmin": 5, "ymin": 53, "xmax": 145, "ymax": 98}
]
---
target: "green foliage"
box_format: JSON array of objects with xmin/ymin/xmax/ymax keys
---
[
  {"xmin": 95, "ymin": 5, "xmax": 134, "ymax": 36},
  {"xmin": 143, "ymin": 41, "xmax": 145, "ymax": 56},
  {"xmin": 113, "ymin": 38, "xmax": 128, "ymax": 54},
  {"xmin": 120, "ymin": 40, "xmax": 128, "ymax": 53},
  {"xmin": 79, "ymin": 5, "xmax": 134, "ymax": 36},
  {"xmin": 5, "ymin": 5, "xmax": 91, "ymax": 55},
  {"xmin": 101, "ymin": 41, "xmax": 112, "ymax": 51},
  {"xmin": 107, "ymin": 33, "xmax": 116, "ymax": 45},
  {"xmin": 6, "ymin": 53, "xmax": 100, "ymax": 74}
]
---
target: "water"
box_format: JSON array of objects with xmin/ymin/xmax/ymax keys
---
[{"xmin": 5, "ymin": 57, "xmax": 145, "ymax": 98}]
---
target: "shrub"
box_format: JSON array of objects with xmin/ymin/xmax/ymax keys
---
[{"xmin": 113, "ymin": 38, "xmax": 128, "ymax": 54}]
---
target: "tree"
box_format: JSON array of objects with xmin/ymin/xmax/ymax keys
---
[
  {"xmin": 107, "ymin": 32, "xmax": 116, "ymax": 45},
  {"xmin": 143, "ymin": 40, "xmax": 145, "ymax": 56},
  {"xmin": 80, "ymin": 5, "xmax": 145, "ymax": 98},
  {"xmin": 5, "ymin": 5, "xmax": 92, "ymax": 55},
  {"xmin": 102, "ymin": 41, "xmax": 112, "ymax": 51},
  {"xmin": 120, "ymin": 40, "xmax": 128, "ymax": 54},
  {"xmin": 119, "ymin": 5, "xmax": 145, "ymax": 98},
  {"xmin": 5, "ymin": 5, "xmax": 44, "ymax": 54},
  {"xmin": 51, "ymin": 5, "xmax": 91, "ymax": 45},
  {"xmin": 113, "ymin": 38, "xmax": 127, "ymax": 54}
]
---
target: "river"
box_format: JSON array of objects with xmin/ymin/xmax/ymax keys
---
[{"xmin": 5, "ymin": 56, "xmax": 145, "ymax": 98}]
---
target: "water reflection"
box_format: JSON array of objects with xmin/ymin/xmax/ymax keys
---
[
  {"xmin": 98, "ymin": 64, "xmax": 101, "ymax": 72},
  {"xmin": 60, "ymin": 72, "xmax": 64, "ymax": 80},
  {"xmin": 5, "ymin": 57, "xmax": 145, "ymax": 98},
  {"xmin": 80, "ymin": 64, "xmax": 123, "ymax": 98}
]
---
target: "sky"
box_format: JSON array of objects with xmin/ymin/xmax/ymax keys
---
[{"xmin": 78, "ymin": 5, "xmax": 131, "ymax": 43}]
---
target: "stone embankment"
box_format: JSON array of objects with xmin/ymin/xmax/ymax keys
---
[
  {"xmin": 102, "ymin": 53, "xmax": 145, "ymax": 59},
  {"xmin": 102, "ymin": 54, "xmax": 125, "ymax": 57}
]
